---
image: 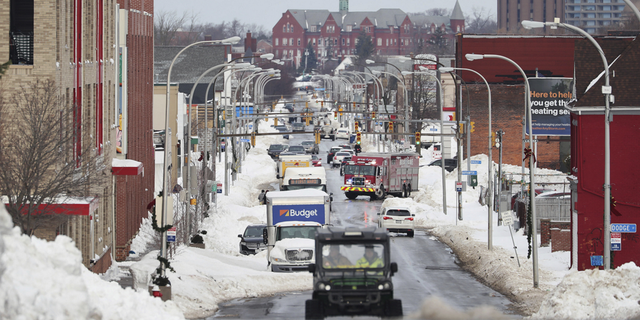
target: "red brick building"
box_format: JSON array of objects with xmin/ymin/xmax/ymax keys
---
[
  {"xmin": 569, "ymin": 36, "xmax": 640, "ymax": 270},
  {"xmin": 272, "ymin": 0, "xmax": 465, "ymax": 69},
  {"xmin": 113, "ymin": 0, "xmax": 156, "ymax": 261}
]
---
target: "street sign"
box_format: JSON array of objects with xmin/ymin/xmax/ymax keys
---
[
  {"xmin": 501, "ymin": 211, "xmax": 513, "ymax": 226},
  {"xmin": 470, "ymin": 160, "xmax": 482, "ymax": 164},
  {"xmin": 167, "ymin": 227, "xmax": 177, "ymax": 243},
  {"xmin": 240, "ymin": 139, "xmax": 251, "ymax": 142},
  {"xmin": 611, "ymin": 232, "xmax": 621, "ymax": 251},
  {"xmin": 217, "ymin": 182, "xmax": 222, "ymax": 194},
  {"xmin": 455, "ymin": 181, "xmax": 463, "ymax": 192},
  {"xmin": 429, "ymin": 128, "xmax": 438, "ymax": 131},
  {"xmin": 590, "ymin": 255, "xmax": 603, "ymax": 266},
  {"xmin": 462, "ymin": 170, "xmax": 477, "ymax": 175},
  {"xmin": 611, "ymin": 223, "xmax": 636, "ymax": 233}
]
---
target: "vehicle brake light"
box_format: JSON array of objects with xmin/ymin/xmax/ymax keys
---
[
  {"xmin": 405, "ymin": 217, "xmax": 414, "ymax": 221},
  {"xmin": 383, "ymin": 216, "xmax": 393, "ymax": 220}
]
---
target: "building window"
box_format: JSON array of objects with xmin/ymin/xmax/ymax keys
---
[
  {"xmin": 283, "ymin": 38, "xmax": 287, "ymax": 45},
  {"xmin": 297, "ymin": 38, "xmax": 300, "ymax": 46},
  {"xmin": 342, "ymin": 38, "xmax": 345, "ymax": 45},
  {"xmin": 311, "ymin": 26, "xmax": 316, "ymax": 32},
  {"xmin": 276, "ymin": 50, "xmax": 279, "ymax": 57},
  {"xmin": 346, "ymin": 25, "xmax": 352, "ymax": 32},
  {"xmin": 290, "ymin": 38, "xmax": 293, "ymax": 46},
  {"xmin": 386, "ymin": 38, "xmax": 389, "ymax": 46},
  {"xmin": 347, "ymin": 38, "xmax": 350, "ymax": 45},
  {"xmin": 377, "ymin": 38, "xmax": 382, "ymax": 46},
  {"xmin": 327, "ymin": 25, "xmax": 335, "ymax": 33},
  {"xmin": 9, "ymin": 0, "xmax": 34, "ymax": 65},
  {"xmin": 275, "ymin": 38, "xmax": 279, "ymax": 46},
  {"xmin": 283, "ymin": 25, "xmax": 287, "ymax": 33},
  {"xmin": 313, "ymin": 38, "xmax": 316, "ymax": 45},
  {"xmin": 291, "ymin": 26, "xmax": 294, "ymax": 32},
  {"xmin": 334, "ymin": 38, "xmax": 337, "ymax": 45}
]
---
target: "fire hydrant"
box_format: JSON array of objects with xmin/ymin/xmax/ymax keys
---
[{"xmin": 151, "ymin": 285, "xmax": 163, "ymax": 298}]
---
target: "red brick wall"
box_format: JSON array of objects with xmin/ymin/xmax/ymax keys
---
[
  {"xmin": 114, "ymin": 0, "xmax": 155, "ymax": 261},
  {"xmin": 540, "ymin": 219, "xmax": 551, "ymax": 247},
  {"xmin": 90, "ymin": 248, "xmax": 112, "ymax": 274},
  {"xmin": 551, "ymin": 228, "xmax": 571, "ymax": 252},
  {"xmin": 462, "ymin": 84, "xmax": 565, "ymax": 169}
]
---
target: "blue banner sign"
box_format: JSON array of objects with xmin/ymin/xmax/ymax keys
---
[
  {"xmin": 612, "ymin": 243, "xmax": 621, "ymax": 251},
  {"xmin": 611, "ymin": 224, "xmax": 636, "ymax": 233},
  {"xmin": 590, "ymin": 255, "xmax": 603, "ymax": 266},
  {"xmin": 470, "ymin": 160, "xmax": 482, "ymax": 164},
  {"xmin": 462, "ymin": 171, "xmax": 477, "ymax": 175},
  {"xmin": 272, "ymin": 204, "xmax": 325, "ymax": 224}
]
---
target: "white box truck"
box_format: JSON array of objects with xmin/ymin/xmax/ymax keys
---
[
  {"xmin": 264, "ymin": 189, "xmax": 332, "ymax": 272},
  {"xmin": 280, "ymin": 166, "xmax": 327, "ymax": 192}
]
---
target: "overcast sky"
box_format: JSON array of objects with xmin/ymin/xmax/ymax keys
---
[{"xmin": 153, "ymin": 0, "xmax": 496, "ymax": 31}]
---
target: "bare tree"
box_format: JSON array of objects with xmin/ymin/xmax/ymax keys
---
[
  {"xmin": 0, "ymin": 79, "xmax": 107, "ymax": 235},
  {"xmin": 465, "ymin": 7, "xmax": 498, "ymax": 34},
  {"xmin": 154, "ymin": 11, "xmax": 200, "ymax": 45},
  {"xmin": 423, "ymin": 8, "xmax": 451, "ymax": 16}
]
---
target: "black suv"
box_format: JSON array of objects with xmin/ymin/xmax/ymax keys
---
[
  {"xmin": 305, "ymin": 227, "xmax": 402, "ymax": 319},
  {"xmin": 428, "ymin": 159, "xmax": 458, "ymax": 172},
  {"xmin": 238, "ymin": 224, "xmax": 267, "ymax": 255},
  {"xmin": 268, "ymin": 144, "xmax": 289, "ymax": 159}
]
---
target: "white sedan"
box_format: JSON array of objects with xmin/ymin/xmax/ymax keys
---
[
  {"xmin": 378, "ymin": 206, "xmax": 415, "ymax": 237},
  {"xmin": 332, "ymin": 152, "xmax": 352, "ymax": 168},
  {"xmin": 335, "ymin": 128, "xmax": 350, "ymax": 139}
]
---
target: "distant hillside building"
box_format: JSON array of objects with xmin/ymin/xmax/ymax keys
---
[{"xmin": 272, "ymin": 0, "xmax": 465, "ymax": 69}]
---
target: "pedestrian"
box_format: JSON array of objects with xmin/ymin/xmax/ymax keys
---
[{"xmin": 258, "ymin": 190, "xmax": 266, "ymax": 205}]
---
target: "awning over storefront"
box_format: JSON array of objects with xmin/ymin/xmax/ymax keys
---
[
  {"xmin": 112, "ymin": 158, "xmax": 143, "ymax": 176},
  {"xmin": 3, "ymin": 196, "xmax": 99, "ymax": 216}
]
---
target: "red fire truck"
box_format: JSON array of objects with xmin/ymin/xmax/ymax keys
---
[{"xmin": 340, "ymin": 153, "xmax": 420, "ymax": 200}]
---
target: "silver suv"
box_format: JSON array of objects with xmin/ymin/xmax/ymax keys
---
[{"xmin": 301, "ymin": 140, "xmax": 319, "ymax": 154}]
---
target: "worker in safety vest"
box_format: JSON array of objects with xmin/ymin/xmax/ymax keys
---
[{"xmin": 355, "ymin": 246, "xmax": 384, "ymax": 268}]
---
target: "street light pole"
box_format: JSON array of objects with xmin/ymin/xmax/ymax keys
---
[
  {"xmin": 440, "ymin": 67, "xmax": 493, "ymax": 250},
  {"xmin": 161, "ymin": 36, "xmax": 240, "ymax": 278},
  {"xmin": 465, "ymin": 52, "xmax": 538, "ymax": 287},
  {"xmin": 522, "ymin": 19, "xmax": 612, "ymax": 270}
]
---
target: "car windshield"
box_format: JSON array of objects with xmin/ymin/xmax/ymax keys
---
[
  {"xmin": 289, "ymin": 146, "xmax": 305, "ymax": 151},
  {"xmin": 335, "ymin": 152, "xmax": 350, "ymax": 157},
  {"xmin": 269, "ymin": 145, "xmax": 287, "ymax": 151},
  {"xmin": 244, "ymin": 226, "xmax": 265, "ymax": 237},
  {"xmin": 320, "ymin": 243, "xmax": 385, "ymax": 269},
  {"xmin": 344, "ymin": 165, "xmax": 376, "ymax": 176},
  {"xmin": 330, "ymin": 148, "xmax": 341, "ymax": 153},
  {"xmin": 278, "ymin": 226, "xmax": 319, "ymax": 240},
  {"xmin": 302, "ymin": 141, "xmax": 314, "ymax": 146},
  {"xmin": 385, "ymin": 210, "xmax": 410, "ymax": 217}
]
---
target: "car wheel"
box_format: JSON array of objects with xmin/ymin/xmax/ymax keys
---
[
  {"xmin": 408, "ymin": 230, "xmax": 414, "ymax": 238},
  {"xmin": 305, "ymin": 299, "xmax": 324, "ymax": 320}
]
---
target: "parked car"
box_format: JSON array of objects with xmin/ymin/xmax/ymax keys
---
[
  {"xmin": 332, "ymin": 151, "xmax": 352, "ymax": 168},
  {"xmin": 287, "ymin": 145, "xmax": 306, "ymax": 155},
  {"xmin": 311, "ymin": 155, "xmax": 322, "ymax": 167},
  {"xmin": 292, "ymin": 122, "xmax": 306, "ymax": 132},
  {"xmin": 338, "ymin": 144, "xmax": 352, "ymax": 150},
  {"xmin": 428, "ymin": 159, "xmax": 458, "ymax": 172},
  {"xmin": 327, "ymin": 146, "xmax": 342, "ymax": 164},
  {"xmin": 301, "ymin": 140, "xmax": 319, "ymax": 154},
  {"xmin": 336, "ymin": 128, "xmax": 350, "ymax": 139},
  {"xmin": 238, "ymin": 224, "xmax": 267, "ymax": 255},
  {"xmin": 378, "ymin": 207, "xmax": 415, "ymax": 237},
  {"xmin": 267, "ymin": 144, "xmax": 289, "ymax": 159},
  {"xmin": 537, "ymin": 190, "xmax": 571, "ymax": 199}
]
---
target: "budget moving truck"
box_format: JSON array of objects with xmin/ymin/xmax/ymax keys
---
[{"xmin": 264, "ymin": 189, "xmax": 332, "ymax": 272}]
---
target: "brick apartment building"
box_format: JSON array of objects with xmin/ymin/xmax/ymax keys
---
[
  {"xmin": 0, "ymin": 0, "xmax": 154, "ymax": 272},
  {"xmin": 272, "ymin": 0, "xmax": 465, "ymax": 69}
]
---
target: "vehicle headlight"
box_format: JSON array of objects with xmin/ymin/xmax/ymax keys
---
[
  {"xmin": 272, "ymin": 257, "xmax": 287, "ymax": 263},
  {"xmin": 378, "ymin": 282, "xmax": 392, "ymax": 290},
  {"xmin": 240, "ymin": 241, "xmax": 246, "ymax": 245},
  {"xmin": 317, "ymin": 282, "xmax": 331, "ymax": 291}
]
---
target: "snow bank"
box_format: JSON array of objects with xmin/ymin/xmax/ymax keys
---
[{"xmin": 0, "ymin": 204, "xmax": 184, "ymax": 320}]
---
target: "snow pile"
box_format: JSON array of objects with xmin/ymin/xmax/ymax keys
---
[
  {"xmin": 531, "ymin": 262, "xmax": 640, "ymax": 319},
  {"xmin": 0, "ymin": 204, "xmax": 184, "ymax": 320}
]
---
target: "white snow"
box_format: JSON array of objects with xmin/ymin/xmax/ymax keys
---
[{"xmin": 1, "ymin": 96, "xmax": 640, "ymax": 319}]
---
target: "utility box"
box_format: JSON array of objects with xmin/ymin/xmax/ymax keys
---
[{"xmin": 470, "ymin": 175, "xmax": 478, "ymax": 187}]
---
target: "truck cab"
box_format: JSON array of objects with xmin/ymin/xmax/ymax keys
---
[
  {"xmin": 305, "ymin": 227, "xmax": 402, "ymax": 319},
  {"xmin": 268, "ymin": 221, "xmax": 322, "ymax": 272}
]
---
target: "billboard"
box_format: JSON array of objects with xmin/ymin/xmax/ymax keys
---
[{"xmin": 527, "ymin": 78, "xmax": 573, "ymax": 136}]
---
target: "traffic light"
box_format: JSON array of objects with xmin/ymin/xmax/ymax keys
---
[
  {"xmin": 491, "ymin": 131, "xmax": 496, "ymax": 147},
  {"xmin": 388, "ymin": 122, "xmax": 394, "ymax": 132},
  {"xmin": 339, "ymin": 107, "xmax": 343, "ymax": 116},
  {"xmin": 353, "ymin": 102, "xmax": 356, "ymax": 108},
  {"xmin": 334, "ymin": 111, "xmax": 338, "ymax": 120},
  {"xmin": 354, "ymin": 122, "xmax": 359, "ymax": 132},
  {"xmin": 321, "ymin": 101, "xmax": 324, "ymax": 107},
  {"xmin": 250, "ymin": 132, "xmax": 256, "ymax": 147},
  {"xmin": 372, "ymin": 111, "xmax": 376, "ymax": 120},
  {"xmin": 415, "ymin": 132, "xmax": 421, "ymax": 145},
  {"xmin": 315, "ymin": 131, "xmax": 320, "ymax": 144},
  {"xmin": 459, "ymin": 123, "xmax": 464, "ymax": 134},
  {"xmin": 274, "ymin": 117, "xmax": 278, "ymax": 126},
  {"xmin": 305, "ymin": 116, "xmax": 310, "ymax": 126},
  {"xmin": 470, "ymin": 121, "xmax": 475, "ymax": 133},
  {"xmin": 356, "ymin": 132, "xmax": 362, "ymax": 145}
]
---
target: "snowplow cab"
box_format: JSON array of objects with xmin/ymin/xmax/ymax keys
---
[{"xmin": 305, "ymin": 226, "xmax": 402, "ymax": 319}]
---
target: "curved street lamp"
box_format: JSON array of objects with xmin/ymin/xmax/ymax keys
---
[
  {"xmin": 160, "ymin": 35, "xmax": 240, "ymax": 278},
  {"xmin": 465, "ymin": 52, "xmax": 539, "ymax": 287},
  {"xmin": 440, "ymin": 67, "xmax": 494, "ymax": 251},
  {"xmin": 522, "ymin": 19, "xmax": 613, "ymax": 270}
]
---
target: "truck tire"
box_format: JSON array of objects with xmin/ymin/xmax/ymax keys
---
[
  {"xmin": 346, "ymin": 192, "xmax": 357, "ymax": 200},
  {"xmin": 373, "ymin": 186, "xmax": 385, "ymax": 200},
  {"xmin": 331, "ymin": 135, "xmax": 335, "ymax": 141},
  {"xmin": 305, "ymin": 299, "xmax": 324, "ymax": 319},
  {"xmin": 384, "ymin": 299, "xmax": 403, "ymax": 317}
]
